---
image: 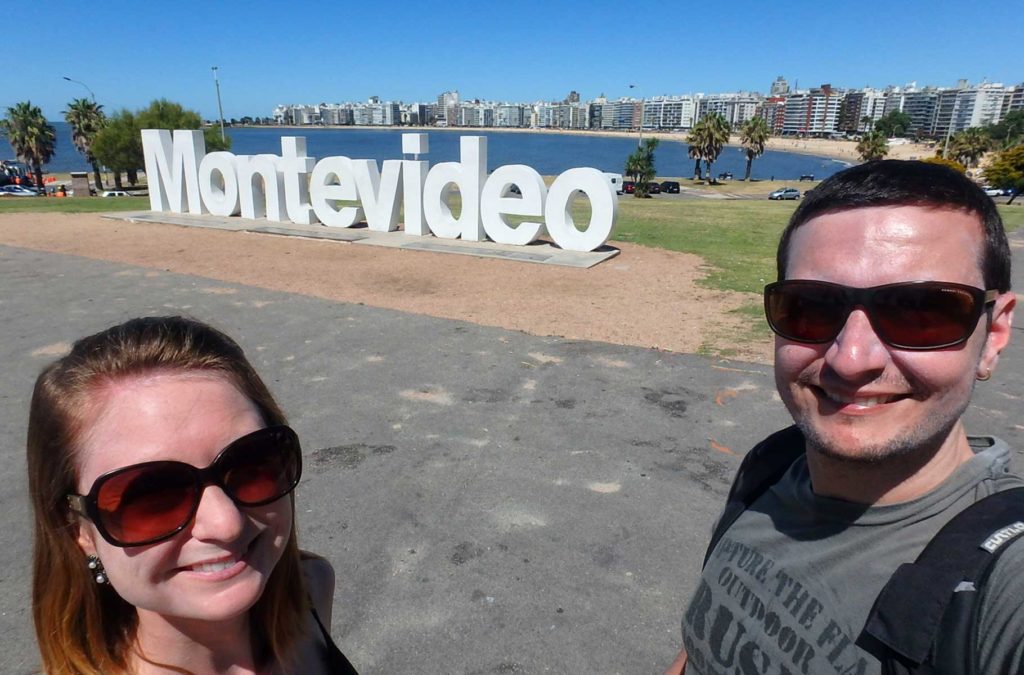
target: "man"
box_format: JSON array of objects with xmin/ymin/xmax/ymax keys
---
[{"xmin": 667, "ymin": 160, "xmax": 1021, "ymax": 674}]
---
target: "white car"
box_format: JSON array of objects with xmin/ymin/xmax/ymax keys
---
[
  {"xmin": 982, "ymin": 186, "xmax": 1005, "ymax": 197},
  {"xmin": 102, "ymin": 190, "xmax": 130, "ymax": 197},
  {"xmin": 769, "ymin": 187, "xmax": 801, "ymax": 200},
  {"xmin": 0, "ymin": 185, "xmax": 40, "ymax": 197}
]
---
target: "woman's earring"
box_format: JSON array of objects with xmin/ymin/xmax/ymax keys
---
[
  {"xmin": 87, "ymin": 555, "xmax": 108, "ymax": 585},
  {"xmin": 977, "ymin": 368, "xmax": 992, "ymax": 382}
]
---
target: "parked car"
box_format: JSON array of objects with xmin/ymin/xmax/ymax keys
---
[
  {"xmin": 982, "ymin": 186, "xmax": 1006, "ymax": 197},
  {"xmin": 660, "ymin": 180, "xmax": 681, "ymax": 194},
  {"xmin": 645, "ymin": 181, "xmax": 661, "ymax": 194},
  {"xmin": 622, "ymin": 181, "xmax": 636, "ymax": 194},
  {"xmin": 769, "ymin": 187, "xmax": 801, "ymax": 200},
  {"xmin": 799, "ymin": 174, "xmax": 815, "ymax": 181},
  {"xmin": 0, "ymin": 185, "xmax": 41, "ymax": 197},
  {"xmin": 102, "ymin": 190, "xmax": 130, "ymax": 197}
]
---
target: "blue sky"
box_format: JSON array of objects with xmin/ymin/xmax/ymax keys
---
[{"xmin": 13, "ymin": 0, "xmax": 1022, "ymax": 122}]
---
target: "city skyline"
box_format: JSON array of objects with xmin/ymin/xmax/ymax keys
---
[{"xmin": 9, "ymin": 0, "xmax": 1023, "ymax": 121}]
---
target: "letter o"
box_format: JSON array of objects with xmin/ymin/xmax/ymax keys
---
[
  {"xmin": 198, "ymin": 152, "xmax": 239, "ymax": 216},
  {"xmin": 544, "ymin": 167, "xmax": 617, "ymax": 252}
]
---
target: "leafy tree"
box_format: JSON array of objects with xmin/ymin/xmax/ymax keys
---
[
  {"xmin": 63, "ymin": 98, "xmax": 107, "ymax": 190},
  {"xmin": 983, "ymin": 111, "xmax": 1024, "ymax": 150},
  {"xmin": 624, "ymin": 137, "xmax": 659, "ymax": 198},
  {"xmin": 985, "ymin": 144, "xmax": 1024, "ymax": 205},
  {"xmin": 739, "ymin": 117, "xmax": 770, "ymax": 181},
  {"xmin": 92, "ymin": 99, "xmax": 232, "ymax": 188},
  {"xmin": 874, "ymin": 110, "xmax": 912, "ymax": 138},
  {"xmin": 921, "ymin": 156, "xmax": 967, "ymax": 173},
  {"xmin": 136, "ymin": 98, "xmax": 231, "ymax": 152},
  {"xmin": 91, "ymin": 110, "xmax": 141, "ymax": 189},
  {"xmin": 687, "ymin": 113, "xmax": 730, "ymax": 183},
  {"xmin": 946, "ymin": 128, "xmax": 991, "ymax": 168},
  {"xmin": 1, "ymin": 101, "xmax": 56, "ymax": 190},
  {"xmin": 860, "ymin": 115, "xmax": 874, "ymax": 132},
  {"xmin": 856, "ymin": 131, "xmax": 889, "ymax": 161}
]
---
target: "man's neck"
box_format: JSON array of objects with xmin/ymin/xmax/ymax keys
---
[{"xmin": 804, "ymin": 424, "xmax": 977, "ymax": 505}]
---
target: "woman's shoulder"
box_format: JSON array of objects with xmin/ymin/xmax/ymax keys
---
[{"xmin": 300, "ymin": 550, "xmax": 336, "ymax": 625}]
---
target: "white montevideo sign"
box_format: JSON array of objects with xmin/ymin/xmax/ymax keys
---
[{"xmin": 140, "ymin": 130, "xmax": 617, "ymax": 252}]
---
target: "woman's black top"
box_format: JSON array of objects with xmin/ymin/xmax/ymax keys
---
[{"xmin": 310, "ymin": 606, "xmax": 359, "ymax": 674}]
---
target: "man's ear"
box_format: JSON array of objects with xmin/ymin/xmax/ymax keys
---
[{"xmin": 980, "ymin": 291, "xmax": 1015, "ymax": 377}]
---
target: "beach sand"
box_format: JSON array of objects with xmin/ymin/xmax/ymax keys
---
[{"xmin": 265, "ymin": 123, "xmax": 937, "ymax": 163}]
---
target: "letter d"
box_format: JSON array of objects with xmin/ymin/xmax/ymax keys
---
[{"xmin": 422, "ymin": 136, "xmax": 487, "ymax": 240}]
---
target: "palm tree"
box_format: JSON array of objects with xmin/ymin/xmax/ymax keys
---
[
  {"xmin": 860, "ymin": 115, "xmax": 874, "ymax": 133},
  {"xmin": 1, "ymin": 101, "xmax": 56, "ymax": 190},
  {"xmin": 856, "ymin": 131, "xmax": 889, "ymax": 162},
  {"xmin": 689, "ymin": 113, "xmax": 730, "ymax": 182},
  {"xmin": 947, "ymin": 128, "xmax": 992, "ymax": 168},
  {"xmin": 624, "ymin": 137, "xmax": 659, "ymax": 197},
  {"xmin": 63, "ymin": 98, "xmax": 106, "ymax": 190},
  {"xmin": 739, "ymin": 117, "xmax": 770, "ymax": 181},
  {"xmin": 687, "ymin": 129, "xmax": 703, "ymax": 181}
]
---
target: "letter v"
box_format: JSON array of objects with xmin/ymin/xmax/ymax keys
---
[{"xmin": 350, "ymin": 159, "xmax": 403, "ymax": 232}]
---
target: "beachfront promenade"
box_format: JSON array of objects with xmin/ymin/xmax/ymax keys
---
[{"xmin": 1, "ymin": 231, "xmax": 1021, "ymax": 673}]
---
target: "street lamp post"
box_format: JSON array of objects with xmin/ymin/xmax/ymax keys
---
[
  {"xmin": 62, "ymin": 76, "xmax": 96, "ymax": 102},
  {"xmin": 211, "ymin": 66, "xmax": 226, "ymax": 142}
]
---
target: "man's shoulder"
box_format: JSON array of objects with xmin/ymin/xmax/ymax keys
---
[{"xmin": 975, "ymin": 518, "xmax": 1024, "ymax": 672}]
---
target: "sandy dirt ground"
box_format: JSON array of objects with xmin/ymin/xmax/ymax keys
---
[{"xmin": 0, "ymin": 213, "xmax": 774, "ymax": 363}]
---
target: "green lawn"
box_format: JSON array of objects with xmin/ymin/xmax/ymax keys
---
[
  {"xmin": 611, "ymin": 199, "xmax": 793, "ymax": 294},
  {"xmin": 0, "ymin": 196, "xmax": 146, "ymax": 214}
]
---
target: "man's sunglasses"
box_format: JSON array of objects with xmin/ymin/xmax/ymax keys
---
[
  {"xmin": 764, "ymin": 280, "xmax": 997, "ymax": 350},
  {"xmin": 67, "ymin": 425, "xmax": 302, "ymax": 548}
]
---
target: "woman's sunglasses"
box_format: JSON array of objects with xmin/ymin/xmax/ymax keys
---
[
  {"xmin": 764, "ymin": 280, "xmax": 997, "ymax": 350},
  {"xmin": 67, "ymin": 425, "xmax": 302, "ymax": 548}
]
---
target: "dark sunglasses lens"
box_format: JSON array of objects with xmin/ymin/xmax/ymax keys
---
[
  {"xmin": 220, "ymin": 428, "xmax": 300, "ymax": 506},
  {"xmin": 872, "ymin": 285, "xmax": 979, "ymax": 348},
  {"xmin": 767, "ymin": 282, "xmax": 848, "ymax": 342},
  {"xmin": 95, "ymin": 464, "xmax": 197, "ymax": 545}
]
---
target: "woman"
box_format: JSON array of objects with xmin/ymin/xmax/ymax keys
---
[{"xmin": 27, "ymin": 316, "xmax": 357, "ymax": 674}]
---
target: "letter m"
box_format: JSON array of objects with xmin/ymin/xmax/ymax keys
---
[{"xmin": 141, "ymin": 129, "xmax": 207, "ymax": 214}]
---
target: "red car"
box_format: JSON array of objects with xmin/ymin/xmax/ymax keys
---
[{"xmin": 622, "ymin": 181, "xmax": 636, "ymax": 194}]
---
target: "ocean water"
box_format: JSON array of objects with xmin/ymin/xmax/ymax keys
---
[{"xmin": 5, "ymin": 122, "xmax": 849, "ymax": 181}]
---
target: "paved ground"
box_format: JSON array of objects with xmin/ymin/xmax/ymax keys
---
[{"xmin": 1, "ymin": 232, "xmax": 1022, "ymax": 674}]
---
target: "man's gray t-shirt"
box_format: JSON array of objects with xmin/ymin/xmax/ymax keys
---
[{"xmin": 682, "ymin": 438, "xmax": 1024, "ymax": 675}]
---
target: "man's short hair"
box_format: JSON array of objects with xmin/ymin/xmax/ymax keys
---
[{"xmin": 776, "ymin": 160, "xmax": 1011, "ymax": 292}]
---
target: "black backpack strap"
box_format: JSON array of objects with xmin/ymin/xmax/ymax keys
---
[
  {"xmin": 860, "ymin": 486, "xmax": 1024, "ymax": 674},
  {"xmin": 702, "ymin": 425, "xmax": 805, "ymax": 568}
]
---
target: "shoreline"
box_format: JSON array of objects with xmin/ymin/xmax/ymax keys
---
[
  {"xmin": 39, "ymin": 125, "xmax": 939, "ymax": 177},
  {"xmin": 234, "ymin": 124, "xmax": 937, "ymax": 163}
]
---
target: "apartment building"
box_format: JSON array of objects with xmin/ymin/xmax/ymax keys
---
[
  {"xmin": 269, "ymin": 77, "xmax": 1019, "ymax": 135},
  {"xmin": 495, "ymin": 104, "xmax": 525, "ymax": 128},
  {"xmin": 781, "ymin": 85, "xmax": 843, "ymax": 136},
  {"xmin": 758, "ymin": 96, "xmax": 787, "ymax": 135}
]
